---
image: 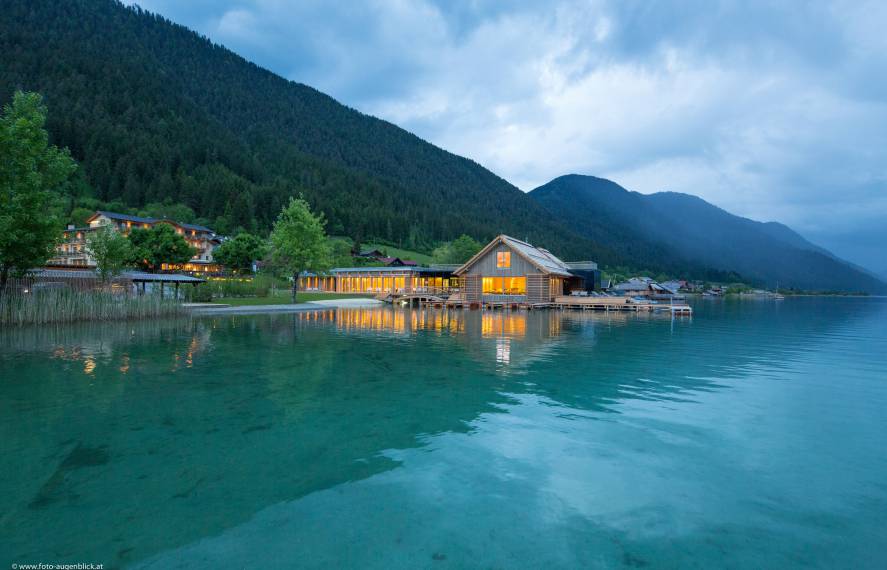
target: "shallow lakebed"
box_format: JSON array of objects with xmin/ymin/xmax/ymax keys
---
[{"xmin": 2, "ymin": 298, "xmax": 886, "ymax": 568}]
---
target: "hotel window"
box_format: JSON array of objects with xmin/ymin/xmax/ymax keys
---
[{"xmin": 496, "ymin": 251, "xmax": 511, "ymax": 268}]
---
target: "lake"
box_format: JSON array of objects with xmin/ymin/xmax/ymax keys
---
[{"xmin": 2, "ymin": 298, "xmax": 886, "ymax": 568}]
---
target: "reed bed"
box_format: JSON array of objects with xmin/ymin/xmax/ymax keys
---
[{"xmin": 0, "ymin": 289, "xmax": 186, "ymax": 326}]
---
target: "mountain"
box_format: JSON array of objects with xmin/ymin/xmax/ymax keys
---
[
  {"xmin": 0, "ymin": 0, "xmax": 598, "ymax": 257},
  {"xmin": 4, "ymin": 2, "xmax": 880, "ymax": 292},
  {"xmin": 530, "ymin": 175, "xmax": 887, "ymax": 293}
]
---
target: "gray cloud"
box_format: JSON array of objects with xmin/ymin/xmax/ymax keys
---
[{"xmin": 128, "ymin": 0, "xmax": 887, "ymax": 273}]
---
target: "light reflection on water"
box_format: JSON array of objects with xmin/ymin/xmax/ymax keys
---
[{"xmin": 1, "ymin": 298, "xmax": 887, "ymax": 569}]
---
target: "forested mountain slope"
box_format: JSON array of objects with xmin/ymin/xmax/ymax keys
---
[
  {"xmin": 0, "ymin": 0, "xmax": 597, "ymax": 256},
  {"xmin": 530, "ymin": 175, "xmax": 886, "ymax": 293}
]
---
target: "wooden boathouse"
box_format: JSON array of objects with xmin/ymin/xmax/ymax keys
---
[{"xmin": 452, "ymin": 235, "xmax": 573, "ymax": 307}]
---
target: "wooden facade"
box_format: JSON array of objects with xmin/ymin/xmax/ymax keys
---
[{"xmin": 454, "ymin": 235, "xmax": 572, "ymax": 305}]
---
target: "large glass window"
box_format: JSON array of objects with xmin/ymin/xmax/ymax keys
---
[
  {"xmin": 496, "ymin": 251, "xmax": 511, "ymax": 268},
  {"xmin": 482, "ymin": 276, "xmax": 526, "ymax": 294}
]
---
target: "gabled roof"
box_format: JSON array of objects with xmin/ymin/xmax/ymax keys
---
[
  {"xmin": 90, "ymin": 211, "xmax": 157, "ymax": 224},
  {"xmin": 453, "ymin": 235, "xmax": 572, "ymax": 277},
  {"xmin": 88, "ymin": 211, "xmax": 215, "ymax": 234},
  {"xmin": 176, "ymin": 221, "xmax": 213, "ymax": 232},
  {"xmin": 155, "ymin": 219, "xmax": 214, "ymax": 233},
  {"xmin": 356, "ymin": 249, "xmax": 385, "ymax": 257},
  {"xmin": 613, "ymin": 278, "xmax": 676, "ymax": 293},
  {"xmin": 378, "ymin": 257, "xmax": 418, "ymax": 267}
]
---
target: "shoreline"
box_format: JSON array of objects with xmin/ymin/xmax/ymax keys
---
[{"xmin": 187, "ymin": 298, "xmax": 384, "ymax": 316}]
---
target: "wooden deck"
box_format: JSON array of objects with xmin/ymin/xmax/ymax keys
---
[
  {"xmin": 379, "ymin": 291, "xmax": 692, "ymax": 314},
  {"xmin": 553, "ymin": 295, "xmax": 693, "ymax": 314}
]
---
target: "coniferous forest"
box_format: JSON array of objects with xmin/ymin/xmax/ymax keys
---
[{"xmin": 0, "ymin": 0, "xmax": 597, "ymax": 257}]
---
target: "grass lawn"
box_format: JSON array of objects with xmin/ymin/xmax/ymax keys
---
[
  {"xmin": 364, "ymin": 243, "xmax": 433, "ymax": 265},
  {"xmin": 212, "ymin": 291, "xmax": 373, "ymax": 306}
]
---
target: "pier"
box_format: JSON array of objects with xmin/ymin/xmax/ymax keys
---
[
  {"xmin": 552, "ymin": 295, "xmax": 692, "ymax": 314},
  {"xmin": 380, "ymin": 291, "xmax": 692, "ymax": 314}
]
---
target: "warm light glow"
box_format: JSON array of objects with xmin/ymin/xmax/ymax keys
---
[
  {"xmin": 481, "ymin": 312, "xmax": 527, "ymax": 338},
  {"xmin": 482, "ymin": 276, "xmax": 526, "ymax": 294},
  {"xmin": 335, "ymin": 307, "xmax": 407, "ymax": 333},
  {"xmin": 496, "ymin": 251, "xmax": 511, "ymax": 268},
  {"xmin": 549, "ymin": 277, "xmax": 562, "ymax": 298}
]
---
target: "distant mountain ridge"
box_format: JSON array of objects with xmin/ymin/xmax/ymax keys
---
[{"xmin": 530, "ymin": 175, "xmax": 887, "ymax": 293}]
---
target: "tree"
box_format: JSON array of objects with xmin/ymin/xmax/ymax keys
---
[
  {"xmin": 138, "ymin": 200, "xmax": 196, "ymax": 223},
  {"xmin": 431, "ymin": 234, "xmax": 482, "ymax": 265},
  {"xmin": 431, "ymin": 242, "xmax": 451, "ymax": 264},
  {"xmin": 69, "ymin": 207, "xmax": 95, "ymax": 227},
  {"xmin": 127, "ymin": 224, "xmax": 195, "ymax": 272},
  {"xmin": 85, "ymin": 225, "xmax": 133, "ymax": 283},
  {"xmin": 329, "ymin": 237, "xmax": 356, "ymax": 268},
  {"xmin": 213, "ymin": 233, "xmax": 267, "ymax": 274},
  {"xmin": 270, "ymin": 196, "xmax": 329, "ymax": 303},
  {"xmin": 450, "ymin": 234, "xmax": 483, "ymax": 263},
  {"xmin": 0, "ymin": 91, "xmax": 76, "ymax": 294}
]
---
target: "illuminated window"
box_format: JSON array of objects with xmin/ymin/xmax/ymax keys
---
[
  {"xmin": 496, "ymin": 251, "xmax": 511, "ymax": 268},
  {"xmin": 483, "ymin": 277, "xmax": 525, "ymax": 294}
]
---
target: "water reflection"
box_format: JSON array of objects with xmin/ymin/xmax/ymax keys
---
[{"xmin": 1, "ymin": 299, "xmax": 884, "ymax": 568}]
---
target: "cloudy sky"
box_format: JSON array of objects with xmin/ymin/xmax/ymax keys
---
[{"xmin": 127, "ymin": 0, "xmax": 887, "ymax": 276}]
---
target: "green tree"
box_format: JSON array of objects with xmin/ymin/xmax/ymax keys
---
[
  {"xmin": 432, "ymin": 234, "xmax": 482, "ymax": 264},
  {"xmin": 213, "ymin": 233, "xmax": 267, "ymax": 274},
  {"xmin": 431, "ymin": 242, "xmax": 453, "ymax": 264},
  {"xmin": 85, "ymin": 225, "xmax": 133, "ymax": 283},
  {"xmin": 127, "ymin": 224, "xmax": 195, "ymax": 272},
  {"xmin": 69, "ymin": 207, "xmax": 95, "ymax": 227},
  {"xmin": 139, "ymin": 200, "xmax": 196, "ymax": 223},
  {"xmin": 328, "ymin": 237, "xmax": 356, "ymax": 267},
  {"xmin": 0, "ymin": 91, "xmax": 76, "ymax": 294},
  {"xmin": 270, "ymin": 196, "xmax": 330, "ymax": 303},
  {"xmin": 450, "ymin": 234, "xmax": 483, "ymax": 263}
]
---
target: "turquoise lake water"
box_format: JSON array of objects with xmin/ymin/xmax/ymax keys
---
[{"xmin": 2, "ymin": 298, "xmax": 887, "ymax": 568}]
